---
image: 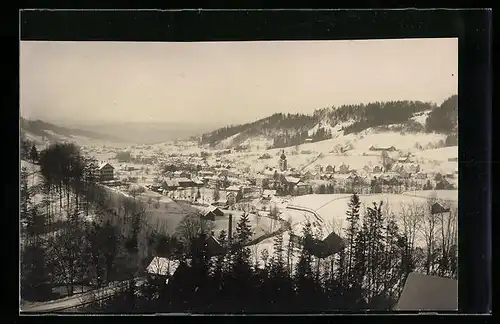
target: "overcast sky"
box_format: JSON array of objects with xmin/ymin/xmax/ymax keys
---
[{"xmin": 20, "ymin": 38, "xmax": 457, "ymax": 126}]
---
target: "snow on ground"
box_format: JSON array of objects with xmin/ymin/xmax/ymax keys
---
[
  {"xmin": 410, "ymin": 111, "xmax": 431, "ymax": 126},
  {"xmin": 282, "ymin": 191, "xmax": 458, "ymax": 248},
  {"xmin": 21, "ymin": 160, "xmax": 45, "ymax": 204},
  {"xmin": 240, "ymin": 136, "xmax": 273, "ymax": 151},
  {"xmin": 248, "ymin": 231, "xmax": 302, "ymax": 269},
  {"xmin": 216, "ymin": 133, "xmax": 241, "ymax": 149},
  {"xmin": 210, "ymin": 209, "xmax": 282, "ymax": 239},
  {"xmin": 235, "ymin": 132, "xmax": 455, "ymax": 174},
  {"xmin": 23, "ymin": 132, "xmax": 46, "ymax": 146},
  {"xmin": 307, "ymin": 119, "xmax": 356, "ymax": 139},
  {"xmin": 414, "ymin": 146, "xmax": 458, "ymax": 161},
  {"xmin": 264, "ymin": 129, "xmax": 447, "ymax": 158}
]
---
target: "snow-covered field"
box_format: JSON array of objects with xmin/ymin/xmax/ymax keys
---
[
  {"xmin": 248, "ymin": 190, "xmax": 458, "ymax": 269},
  {"xmin": 224, "ymin": 129, "xmax": 455, "ymax": 174},
  {"xmin": 282, "ymin": 191, "xmax": 457, "ymax": 248}
]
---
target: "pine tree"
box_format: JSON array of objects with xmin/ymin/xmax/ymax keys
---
[
  {"xmin": 213, "ymin": 230, "xmax": 228, "ymax": 290},
  {"xmin": 20, "ymin": 167, "xmax": 30, "ymax": 237},
  {"xmin": 270, "ymin": 231, "xmax": 285, "ymax": 275},
  {"xmin": 230, "ymin": 212, "xmax": 254, "ymax": 311},
  {"xmin": 364, "ymin": 202, "xmax": 385, "ymax": 302},
  {"xmin": 232, "ymin": 213, "xmax": 253, "ymax": 274},
  {"xmin": 294, "ymin": 222, "xmax": 317, "ymax": 311},
  {"xmin": 189, "ymin": 232, "xmax": 211, "ymax": 311},
  {"xmin": 345, "ymin": 193, "xmax": 361, "ymax": 283},
  {"xmin": 352, "ymin": 218, "xmax": 368, "ymax": 302},
  {"xmin": 30, "ymin": 144, "xmax": 39, "ymax": 164}
]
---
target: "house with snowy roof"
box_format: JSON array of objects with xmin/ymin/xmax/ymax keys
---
[{"xmin": 98, "ymin": 162, "xmax": 114, "ymax": 181}]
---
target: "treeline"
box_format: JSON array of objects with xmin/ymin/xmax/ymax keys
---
[
  {"xmin": 272, "ymin": 130, "xmax": 310, "ymax": 149},
  {"xmin": 87, "ymin": 194, "xmax": 457, "ymax": 314},
  {"xmin": 272, "ymin": 126, "xmax": 332, "ymax": 149},
  {"xmin": 339, "ymin": 100, "xmax": 435, "ymax": 135},
  {"xmin": 198, "ymin": 97, "xmax": 460, "ymax": 149},
  {"xmin": 200, "ymin": 113, "xmax": 317, "ymax": 147},
  {"xmin": 425, "ymin": 95, "xmax": 458, "ymax": 146}
]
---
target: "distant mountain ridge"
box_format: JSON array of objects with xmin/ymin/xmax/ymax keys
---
[
  {"xmin": 76, "ymin": 121, "xmax": 223, "ymax": 144},
  {"xmin": 199, "ymin": 96, "xmax": 458, "ymax": 150},
  {"xmin": 20, "ymin": 118, "xmax": 225, "ymax": 145},
  {"xmin": 20, "ymin": 117, "xmax": 124, "ymax": 143}
]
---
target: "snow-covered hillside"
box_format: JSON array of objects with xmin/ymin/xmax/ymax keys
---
[{"xmin": 284, "ymin": 190, "xmax": 457, "ymax": 248}]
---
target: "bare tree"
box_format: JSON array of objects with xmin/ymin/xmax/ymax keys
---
[
  {"xmin": 437, "ymin": 205, "xmax": 458, "ymax": 278},
  {"xmin": 47, "ymin": 216, "xmax": 86, "ymax": 296},
  {"xmin": 175, "ymin": 215, "xmax": 215, "ymax": 247},
  {"xmin": 418, "ymin": 195, "xmax": 439, "ymax": 275}
]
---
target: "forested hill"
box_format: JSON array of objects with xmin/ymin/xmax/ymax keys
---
[
  {"xmin": 20, "ymin": 118, "xmax": 123, "ymax": 143},
  {"xmin": 199, "ymin": 96, "xmax": 458, "ymax": 149}
]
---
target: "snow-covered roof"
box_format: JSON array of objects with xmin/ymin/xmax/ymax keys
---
[
  {"xmin": 285, "ymin": 176, "xmax": 301, "ymax": 184},
  {"xmin": 262, "ymin": 189, "xmax": 277, "ymax": 197},
  {"xmin": 98, "ymin": 162, "xmax": 114, "ymax": 170},
  {"xmin": 165, "ymin": 179, "xmax": 179, "ymax": 187},
  {"xmin": 191, "ymin": 178, "xmax": 204, "ymax": 185},
  {"xmin": 146, "ymin": 257, "xmax": 181, "ymax": 277},
  {"xmin": 394, "ymin": 272, "xmax": 457, "ymax": 311}
]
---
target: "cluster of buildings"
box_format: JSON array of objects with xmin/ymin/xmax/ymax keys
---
[{"xmin": 96, "ymin": 143, "xmax": 457, "ymax": 204}]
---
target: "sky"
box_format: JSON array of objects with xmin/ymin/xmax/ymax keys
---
[{"xmin": 20, "ymin": 38, "xmax": 458, "ymax": 126}]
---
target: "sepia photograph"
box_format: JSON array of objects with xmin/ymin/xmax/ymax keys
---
[{"xmin": 20, "ymin": 38, "xmax": 458, "ymax": 314}]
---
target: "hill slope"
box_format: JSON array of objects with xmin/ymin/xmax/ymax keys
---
[
  {"xmin": 199, "ymin": 96, "xmax": 458, "ymax": 150},
  {"xmin": 20, "ymin": 117, "xmax": 124, "ymax": 145}
]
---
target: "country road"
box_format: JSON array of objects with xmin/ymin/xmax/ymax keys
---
[
  {"xmin": 21, "ymin": 279, "xmax": 145, "ymax": 313},
  {"xmin": 286, "ymin": 205, "xmax": 325, "ymax": 224}
]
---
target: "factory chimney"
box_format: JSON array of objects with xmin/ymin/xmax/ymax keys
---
[{"xmin": 228, "ymin": 213, "xmax": 233, "ymax": 243}]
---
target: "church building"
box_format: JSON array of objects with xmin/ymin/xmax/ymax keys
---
[{"xmin": 279, "ymin": 150, "xmax": 288, "ymax": 171}]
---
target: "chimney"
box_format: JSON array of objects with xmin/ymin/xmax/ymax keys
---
[{"xmin": 228, "ymin": 213, "xmax": 233, "ymax": 242}]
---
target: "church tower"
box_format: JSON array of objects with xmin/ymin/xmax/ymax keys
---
[{"xmin": 279, "ymin": 150, "xmax": 287, "ymax": 171}]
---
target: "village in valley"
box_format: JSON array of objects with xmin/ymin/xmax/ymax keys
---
[{"xmin": 20, "ymin": 39, "xmax": 459, "ymax": 314}]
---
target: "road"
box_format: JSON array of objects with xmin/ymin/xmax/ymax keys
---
[
  {"xmin": 286, "ymin": 205, "xmax": 325, "ymax": 224},
  {"xmin": 21, "ymin": 279, "xmax": 145, "ymax": 313}
]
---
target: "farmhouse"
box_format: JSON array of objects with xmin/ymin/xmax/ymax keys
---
[
  {"xmin": 146, "ymin": 257, "xmax": 181, "ymax": 279},
  {"xmin": 164, "ymin": 179, "xmax": 179, "ymax": 190},
  {"xmin": 435, "ymin": 179, "xmax": 454, "ymax": 190},
  {"xmin": 289, "ymin": 230, "xmax": 344, "ymax": 258},
  {"xmin": 173, "ymin": 170, "xmax": 190, "ymax": 178},
  {"xmin": 197, "ymin": 205, "xmax": 225, "ymax": 221},
  {"xmin": 430, "ymin": 202, "xmax": 451, "ymax": 215},
  {"xmin": 285, "ymin": 176, "xmax": 301, "ymax": 192},
  {"xmin": 98, "ymin": 162, "xmax": 114, "ymax": 182}
]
